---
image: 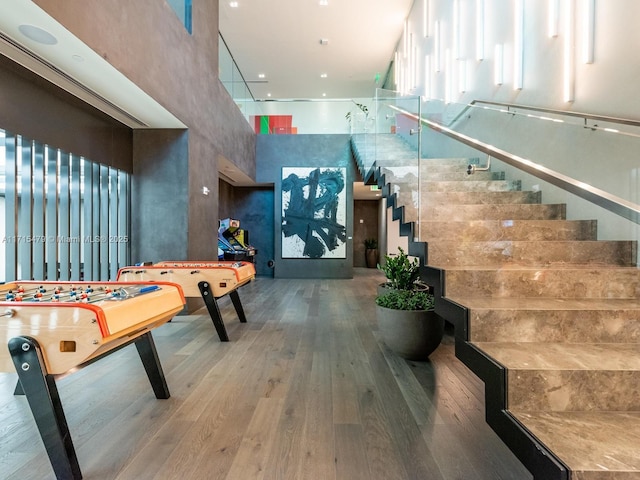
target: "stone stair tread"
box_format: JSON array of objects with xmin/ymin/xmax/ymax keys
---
[
  {"xmin": 441, "ymin": 264, "xmax": 639, "ymax": 271},
  {"xmin": 509, "ymin": 410, "xmax": 640, "ymax": 477},
  {"xmin": 448, "ymin": 296, "xmax": 640, "ymax": 311},
  {"xmin": 472, "ymin": 341, "xmax": 640, "ymax": 370}
]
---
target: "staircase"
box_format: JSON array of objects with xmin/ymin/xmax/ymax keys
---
[{"xmin": 351, "ymin": 134, "xmax": 640, "ymax": 480}]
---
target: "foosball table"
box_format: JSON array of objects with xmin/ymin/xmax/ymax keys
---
[
  {"xmin": 0, "ymin": 280, "xmax": 186, "ymax": 480},
  {"xmin": 117, "ymin": 260, "xmax": 256, "ymax": 341}
]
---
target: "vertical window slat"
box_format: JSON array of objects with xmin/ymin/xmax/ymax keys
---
[
  {"xmin": 99, "ymin": 164, "xmax": 109, "ymax": 280},
  {"xmin": 70, "ymin": 154, "xmax": 81, "ymax": 279},
  {"xmin": 32, "ymin": 142, "xmax": 45, "ymax": 279},
  {"xmin": 18, "ymin": 137, "xmax": 33, "ymax": 280},
  {"xmin": 45, "ymin": 147, "xmax": 59, "ymax": 281},
  {"xmin": 4, "ymin": 132, "xmax": 17, "ymax": 282},
  {"xmin": 58, "ymin": 151, "xmax": 70, "ymax": 281}
]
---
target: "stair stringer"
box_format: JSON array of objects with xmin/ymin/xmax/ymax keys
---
[{"xmin": 424, "ymin": 265, "xmax": 570, "ymax": 480}]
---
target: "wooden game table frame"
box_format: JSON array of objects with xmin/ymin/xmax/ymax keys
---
[
  {"xmin": 117, "ymin": 261, "xmax": 256, "ymax": 342},
  {"xmin": 1, "ymin": 280, "xmax": 186, "ymax": 480}
]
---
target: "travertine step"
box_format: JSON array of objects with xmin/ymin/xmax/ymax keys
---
[
  {"xmin": 509, "ymin": 411, "xmax": 640, "ymax": 480},
  {"xmin": 423, "ymin": 203, "xmax": 565, "ymax": 221},
  {"xmin": 428, "ymin": 240, "xmax": 636, "ymax": 267},
  {"xmin": 474, "ymin": 341, "xmax": 640, "ymax": 411},
  {"xmin": 420, "ymin": 219, "xmax": 597, "ymax": 242},
  {"xmin": 423, "ymin": 179, "xmax": 514, "ymax": 192},
  {"xmin": 460, "ymin": 297, "xmax": 640, "ymax": 343},
  {"xmin": 421, "ymin": 170, "xmax": 497, "ymax": 181},
  {"xmin": 422, "ymin": 190, "xmax": 541, "ymax": 205},
  {"xmin": 444, "ymin": 265, "xmax": 640, "ymax": 299}
]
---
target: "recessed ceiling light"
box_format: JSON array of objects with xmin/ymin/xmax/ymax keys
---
[
  {"xmin": 320, "ymin": 73, "xmax": 328, "ymax": 78},
  {"xmin": 258, "ymin": 73, "xmax": 265, "ymax": 78},
  {"xmin": 322, "ymin": 93, "xmax": 326, "ymax": 97},
  {"xmin": 267, "ymin": 93, "xmax": 271, "ymax": 97},
  {"xmin": 229, "ymin": 1, "xmax": 239, "ymax": 7},
  {"xmin": 319, "ymin": 0, "xmax": 329, "ymax": 5},
  {"xmin": 18, "ymin": 24, "xmax": 57, "ymax": 45}
]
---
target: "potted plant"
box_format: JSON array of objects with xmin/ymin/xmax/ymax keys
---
[
  {"xmin": 374, "ymin": 247, "xmax": 444, "ymax": 360},
  {"xmin": 377, "ymin": 247, "xmax": 420, "ymax": 295},
  {"xmin": 375, "ymin": 289, "xmax": 443, "ymax": 360},
  {"xmin": 364, "ymin": 238, "xmax": 378, "ymax": 268}
]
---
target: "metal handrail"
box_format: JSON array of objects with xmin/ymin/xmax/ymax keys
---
[
  {"xmin": 388, "ymin": 105, "xmax": 640, "ymax": 226},
  {"xmin": 470, "ymin": 100, "xmax": 640, "ymax": 128}
]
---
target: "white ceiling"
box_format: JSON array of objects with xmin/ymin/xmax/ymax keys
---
[
  {"xmin": 0, "ymin": 0, "xmax": 405, "ymax": 199},
  {"xmin": 218, "ymin": 0, "xmax": 413, "ymax": 100}
]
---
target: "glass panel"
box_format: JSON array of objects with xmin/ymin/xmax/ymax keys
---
[
  {"xmin": 167, "ymin": 0, "xmax": 192, "ymax": 34},
  {"xmin": 411, "ymin": 99, "xmax": 640, "ymax": 251}
]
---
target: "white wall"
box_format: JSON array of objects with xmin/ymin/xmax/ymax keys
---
[
  {"xmin": 398, "ymin": 0, "xmax": 640, "ymax": 117},
  {"xmin": 392, "ymin": 0, "xmax": 640, "ymax": 252}
]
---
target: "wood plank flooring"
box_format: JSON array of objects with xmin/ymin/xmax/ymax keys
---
[{"xmin": 0, "ymin": 268, "xmax": 532, "ymax": 480}]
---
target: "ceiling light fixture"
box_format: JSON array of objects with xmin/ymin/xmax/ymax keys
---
[
  {"xmin": 258, "ymin": 73, "xmax": 265, "ymax": 78},
  {"xmin": 229, "ymin": 1, "xmax": 239, "ymax": 7},
  {"xmin": 319, "ymin": 0, "xmax": 329, "ymax": 5},
  {"xmin": 320, "ymin": 73, "xmax": 327, "ymax": 78},
  {"xmin": 18, "ymin": 24, "xmax": 58, "ymax": 45}
]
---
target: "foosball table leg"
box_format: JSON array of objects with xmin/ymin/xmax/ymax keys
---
[
  {"xmin": 229, "ymin": 289, "xmax": 248, "ymax": 323},
  {"xmin": 198, "ymin": 281, "xmax": 230, "ymax": 342},
  {"xmin": 8, "ymin": 336, "xmax": 83, "ymax": 480},
  {"xmin": 134, "ymin": 332, "xmax": 170, "ymax": 399}
]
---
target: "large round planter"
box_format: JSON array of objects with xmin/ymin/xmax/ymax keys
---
[{"xmin": 376, "ymin": 305, "xmax": 444, "ymax": 360}]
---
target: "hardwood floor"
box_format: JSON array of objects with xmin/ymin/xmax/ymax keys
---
[{"xmin": 0, "ymin": 268, "xmax": 532, "ymax": 480}]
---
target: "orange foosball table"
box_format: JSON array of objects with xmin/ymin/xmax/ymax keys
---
[
  {"xmin": 0, "ymin": 280, "xmax": 186, "ymax": 480},
  {"xmin": 117, "ymin": 260, "xmax": 256, "ymax": 341}
]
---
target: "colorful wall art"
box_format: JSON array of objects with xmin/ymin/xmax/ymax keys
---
[{"xmin": 281, "ymin": 167, "xmax": 347, "ymax": 259}]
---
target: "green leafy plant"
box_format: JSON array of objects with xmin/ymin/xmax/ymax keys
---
[
  {"xmin": 375, "ymin": 289, "xmax": 435, "ymax": 311},
  {"xmin": 364, "ymin": 238, "xmax": 378, "ymax": 249},
  {"xmin": 345, "ymin": 102, "xmax": 369, "ymax": 124},
  {"xmin": 377, "ymin": 247, "xmax": 420, "ymax": 291}
]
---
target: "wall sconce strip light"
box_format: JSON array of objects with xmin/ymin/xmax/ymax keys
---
[
  {"xmin": 583, "ymin": 0, "xmax": 595, "ymax": 63},
  {"xmin": 434, "ymin": 21, "xmax": 441, "ymax": 72},
  {"xmin": 514, "ymin": 0, "xmax": 524, "ymax": 90},
  {"xmin": 494, "ymin": 44, "xmax": 504, "ymax": 85},
  {"xmin": 476, "ymin": 0, "xmax": 484, "ymax": 60},
  {"xmin": 563, "ymin": 0, "xmax": 575, "ymax": 102},
  {"xmin": 423, "ymin": 0, "xmax": 429, "ymax": 37},
  {"xmin": 424, "ymin": 54, "xmax": 431, "ymax": 99},
  {"xmin": 453, "ymin": 0, "xmax": 460, "ymax": 59},
  {"xmin": 548, "ymin": 0, "xmax": 559, "ymax": 37}
]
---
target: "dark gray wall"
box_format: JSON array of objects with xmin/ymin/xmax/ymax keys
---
[
  {"xmin": 34, "ymin": 0, "xmax": 256, "ymax": 262},
  {"xmin": 256, "ymin": 134, "xmax": 354, "ymax": 279},
  {"xmin": 218, "ymin": 183, "xmax": 275, "ymax": 277},
  {"xmin": 0, "ymin": 55, "xmax": 132, "ymax": 172},
  {"xmin": 132, "ymin": 130, "xmax": 189, "ymax": 262}
]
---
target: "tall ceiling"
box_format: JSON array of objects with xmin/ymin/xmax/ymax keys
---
[{"xmin": 218, "ymin": 0, "xmax": 413, "ymax": 100}]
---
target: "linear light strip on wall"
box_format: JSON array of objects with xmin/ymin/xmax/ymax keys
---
[
  {"xmin": 453, "ymin": 0, "xmax": 460, "ymax": 59},
  {"xmin": 476, "ymin": 0, "xmax": 484, "ymax": 60},
  {"xmin": 548, "ymin": 0, "xmax": 559, "ymax": 37},
  {"xmin": 424, "ymin": 54, "xmax": 431, "ymax": 99},
  {"xmin": 495, "ymin": 44, "xmax": 504, "ymax": 85},
  {"xmin": 514, "ymin": 0, "xmax": 524, "ymax": 90},
  {"xmin": 434, "ymin": 21, "xmax": 441, "ymax": 72},
  {"xmin": 563, "ymin": 0, "xmax": 576, "ymax": 102},
  {"xmin": 423, "ymin": 0, "xmax": 429, "ymax": 37},
  {"xmin": 583, "ymin": 0, "xmax": 595, "ymax": 63}
]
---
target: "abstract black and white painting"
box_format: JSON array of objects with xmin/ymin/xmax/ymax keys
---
[{"xmin": 281, "ymin": 167, "xmax": 347, "ymax": 259}]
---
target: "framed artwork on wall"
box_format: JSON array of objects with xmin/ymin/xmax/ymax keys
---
[{"xmin": 281, "ymin": 167, "xmax": 347, "ymax": 259}]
